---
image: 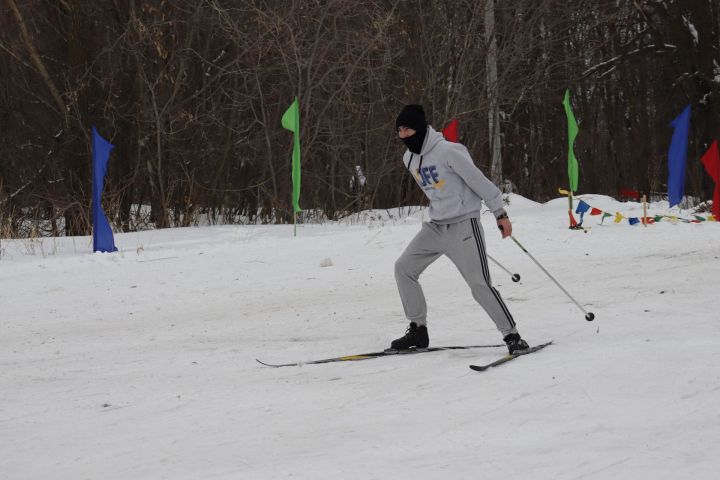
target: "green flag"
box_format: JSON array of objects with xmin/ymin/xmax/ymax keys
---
[
  {"xmin": 562, "ymin": 89, "xmax": 579, "ymax": 192},
  {"xmin": 282, "ymin": 97, "xmax": 301, "ymax": 213}
]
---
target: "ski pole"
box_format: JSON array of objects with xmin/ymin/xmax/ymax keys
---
[
  {"xmin": 510, "ymin": 235, "xmax": 595, "ymax": 321},
  {"xmin": 486, "ymin": 253, "xmax": 521, "ymax": 282}
]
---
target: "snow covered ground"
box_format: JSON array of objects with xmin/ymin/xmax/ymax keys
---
[{"xmin": 1, "ymin": 194, "xmax": 719, "ymax": 479}]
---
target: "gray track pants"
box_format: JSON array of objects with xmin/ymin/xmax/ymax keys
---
[{"xmin": 394, "ymin": 217, "xmax": 517, "ymax": 336}]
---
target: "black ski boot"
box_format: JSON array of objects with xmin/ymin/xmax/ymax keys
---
[
  {"xmin": 390, "ymin": 322, "xmax": 429, "ymax": 350},
  {"xmin": 503, "ymin": 333, "xmax": 529, "ymax": 354}
]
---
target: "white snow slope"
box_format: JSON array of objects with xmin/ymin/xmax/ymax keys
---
[{"xmin": 1, "ymin": 194, "xmax": 719, "ymax": 480}]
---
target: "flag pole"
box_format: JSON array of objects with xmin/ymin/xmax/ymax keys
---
[{"xmin": 642, "ymin": 194, "xmax": 648, "ymax": 227}]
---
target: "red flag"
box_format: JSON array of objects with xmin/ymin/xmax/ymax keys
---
[
  {"xmin": 700, "ymin": 140, "xmax": 720, "ymax": 219},
  {"xmin": 568, "ymin": 210, "xmax": 578, "ymax": 227},
  {"xmin": 590, "ymin": 207, "xmax": 602, "ymax": 216},
  {"xmin": 442, "ymin": 119, "xmax": 459, "ymax": 142},
  {"xmin": 618, "ymin": 188, "xmax": 641, "ymax": 200}
]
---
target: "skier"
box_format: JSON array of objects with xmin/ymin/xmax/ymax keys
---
[{"xmin": 391, "ymin": 104, "xmax": 529, "ymax": 354}]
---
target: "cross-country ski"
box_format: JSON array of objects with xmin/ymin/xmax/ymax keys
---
[
  {"xmin": 256, "ymin": 344, "xmax": 504, "ymax": 367},
  {"xmin": 469, "ymin": 341, "xmax": 553, "ymax": 372}
]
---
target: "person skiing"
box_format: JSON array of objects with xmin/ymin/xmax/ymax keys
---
[{"xmin": 391, "ymin": 104, "xmax": 529, "ymax": 354}]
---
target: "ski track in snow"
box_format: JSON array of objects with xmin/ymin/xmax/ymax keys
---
[{"xmin": 1, "ymin": 195, "xmax": 719, "ymax": 479}]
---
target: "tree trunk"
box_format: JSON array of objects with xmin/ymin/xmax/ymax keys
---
[{"xmin": 485, "ymin": 0, "xmax": 502, "ymax": 184}]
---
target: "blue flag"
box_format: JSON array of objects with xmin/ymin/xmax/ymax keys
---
[
  {"xmin": 91, "ymin": 126, "xmax": 117, "ymax": 253},
  {"xmin": 667, "ymin": 105, "xmax": 691, "ymax": 207},
  {"xmin": 574, "ymin": 200, "xmax": 591, "ymax": 225}
]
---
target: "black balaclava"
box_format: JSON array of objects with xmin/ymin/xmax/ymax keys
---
[{"xmin": 396, "ymin": 104, "xmax": 427, "ymax": 154}]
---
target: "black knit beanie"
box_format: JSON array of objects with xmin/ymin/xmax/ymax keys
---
[
  {"xmin": 396, "ymin": 105, "xmax": 426, "ymax": 132},
  {"xmin": 396, "ymin": 105, "xmax": 427, "ymax": 154}
]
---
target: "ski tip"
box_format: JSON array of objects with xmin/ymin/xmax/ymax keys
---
[
  {"xmin": 256, "ymin": 358, "xmax": 302, "ymax": 368},
  {"xmin": 469, "ymin": 364, "xmax": 490, "ymax": 372},
  {"xmin": 255, "ymin": 359, "xmax": 282, "ymax": 367}
]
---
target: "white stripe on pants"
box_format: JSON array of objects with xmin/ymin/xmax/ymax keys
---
[{"xmin": 394, "ymin": 217, "xmax": 517, "ymax": 336}]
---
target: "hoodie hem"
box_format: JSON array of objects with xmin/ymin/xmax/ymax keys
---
[{"xmin": 430, "ymin": 211, "xmax": 481, "ymax": 225}]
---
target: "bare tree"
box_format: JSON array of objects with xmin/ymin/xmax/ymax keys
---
[{"xmin": 1, "ymin": 0, "xmax": 717, "ymax": 238}]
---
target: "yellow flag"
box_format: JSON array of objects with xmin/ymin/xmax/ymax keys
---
[{"xmin": 614, "ymin": 212, "xmax": 624, "ymax": 223}]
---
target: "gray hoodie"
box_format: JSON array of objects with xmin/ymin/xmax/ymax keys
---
[{"xmin": 402, "ymin": 126, "xmax": 506, "ymax": 224}]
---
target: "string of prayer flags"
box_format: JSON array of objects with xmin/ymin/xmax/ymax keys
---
[
  {"xmin": 560, "ymin": 189, "xmax": 715, "ymax": 226},
  {"xmin": 568, "ymin": 196, "xmax": 715, "ymax": 227}
]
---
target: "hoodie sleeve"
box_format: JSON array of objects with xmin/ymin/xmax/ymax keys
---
[{"xmin": 445, "ymin": 144, "xmax": 507, "ymax": 217}]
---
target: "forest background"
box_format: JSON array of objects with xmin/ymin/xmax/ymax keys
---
[{"xmin": 1, "ymin": 0, "xmax": 719, "ymax": 237}]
